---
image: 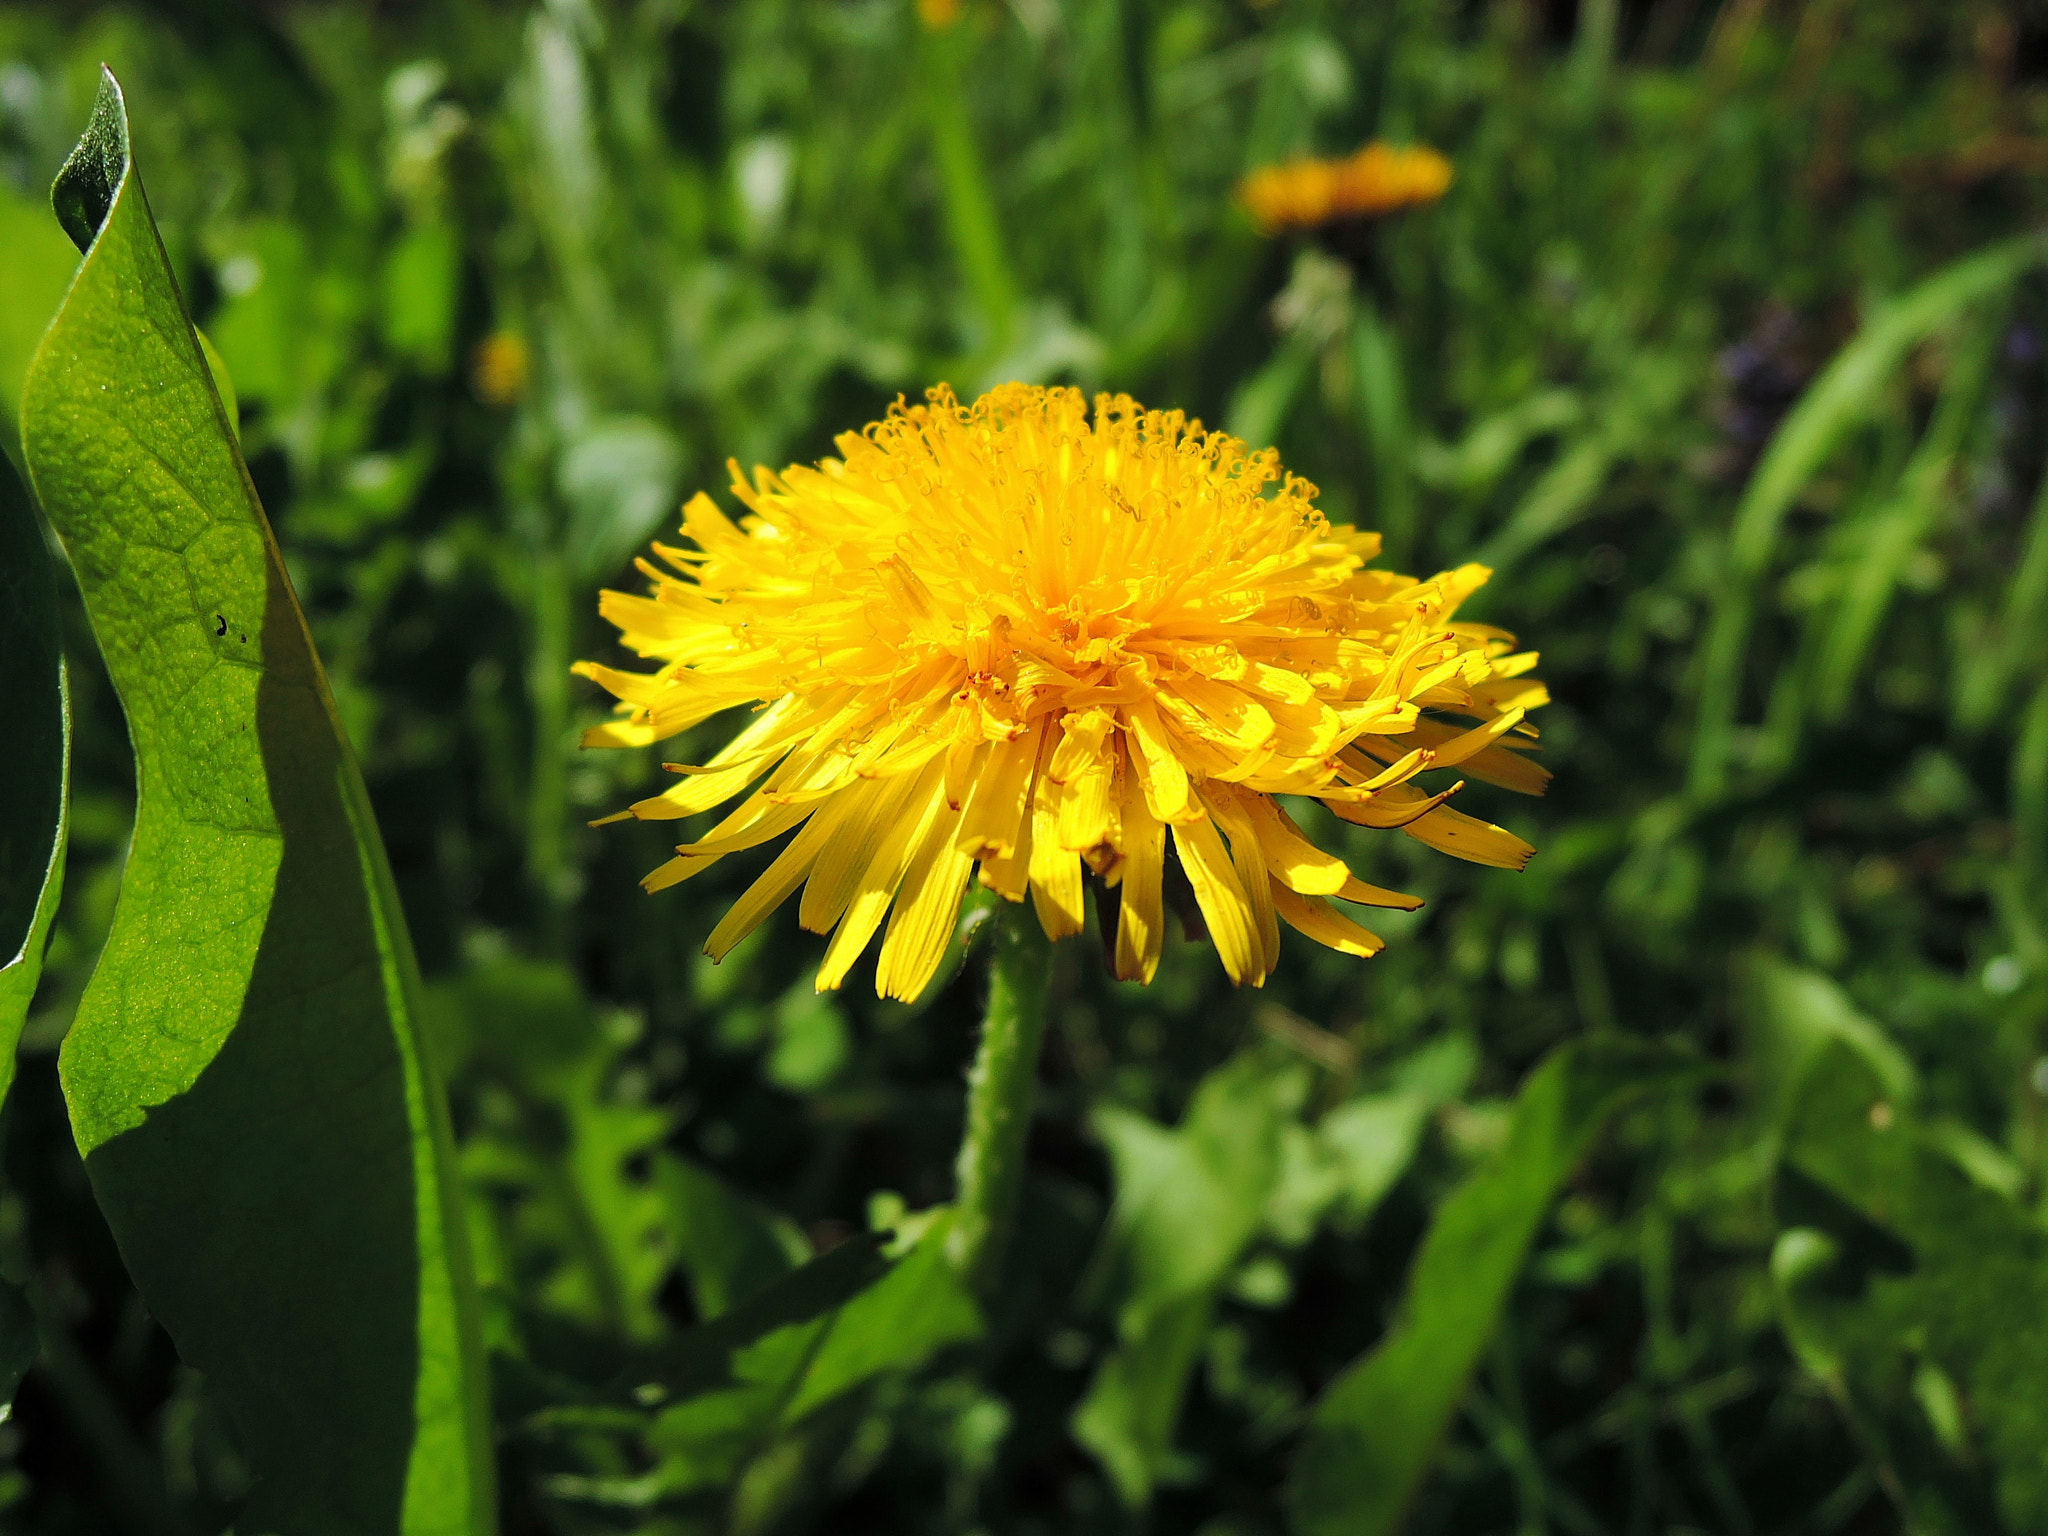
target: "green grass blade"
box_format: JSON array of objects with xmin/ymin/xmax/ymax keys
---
[
  {"xmin": 1959, "ymin": 456, "xmax": 2048, "ymax": 734},
  {"xmin": 0, "ymin": 454, "xmax": 67, "ymax": 1107},
  {"xmin": 1811, "ymin": 313, "xmax": 1999, "ymax": 723},
  {"xmin": 1689, "ymin": 234, "xmax": 2048, "ymax": 800},
  {"xmin": 1226, "ymin": 335, "xmax": 1315, "ymax": 453},
  {"xmin": 1473, "ymin": 434, "xmax": 1616, "ymax": 579},
  {"xmin": 922, "ymin": 24, "xmax": 1018, "ymax": 365},
  {"xmin": 1285, "ymin": 1040, "xmax": 1680, "ymax": 1536},
  {"xmin": 20, "ymin": 70, "xmax": 492, "ymax": 1535},
  {"xmin": 1352, "ymin": 304, "xmax": 1417, "ymax": 561},
  {"xmin": 2014, "ymin": 676, "xmax": 2048, "ymax": 909}
]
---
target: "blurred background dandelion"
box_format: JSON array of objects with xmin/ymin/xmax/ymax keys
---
[{"xmin": 5, "ymin": 0, "xmax": 2048, "ymax": 1531}]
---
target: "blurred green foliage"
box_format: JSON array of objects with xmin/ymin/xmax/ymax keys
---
[{"xmin": 5, "ymin": 0, "xmax": 2048, "ymax": 1531}]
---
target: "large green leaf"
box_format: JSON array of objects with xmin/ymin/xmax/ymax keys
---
[
  {"xmin": 1286, "ymin": 1039, "xmax": 1681, "ymax": 1536},
  {"xmin": 20, "ymin": 71, "xmax": 492, "ymax": 1534},
  {"xmin": 0, "ymin": 453, "xmax": 67, "ymax": 1095}
]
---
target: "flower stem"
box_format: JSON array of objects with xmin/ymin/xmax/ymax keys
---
[{"xmin": 946, "ymin": 899, "xmax": 1052, "ymax": 1296}]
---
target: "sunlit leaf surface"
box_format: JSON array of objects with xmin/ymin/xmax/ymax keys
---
[{"xmin": 20, "ymin": 70, "xmax": 491, "ymax": 1535}]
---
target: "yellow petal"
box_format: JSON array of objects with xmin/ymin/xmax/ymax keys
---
[
  {"xmin": 582, "ymin": 716, "xmax": 660, "ymax": 750},
  {"xmin": 643, "ymin": 854, "xmax": 713, "ymax": 893},
  {"xmin": 1408, "ymin": 706, "xmax": 1526, "ymax": 769},
  {"xmin": 624, "ymin": 754, "xmax": 781, "ymax": 822},
  {"xmin": 944, "ymin": 737, "xmax": 988, "ymax": 811},
  {"xmin": 1049, "ymin": 706, "xmax": 1115, "ymax": 782},
  {"xmin": 875, "ymin": 797, "xmax": 975, "ymax": 1001},
  {"xmin": 1471, "ymin": 678, "xmax": 1549, "ymax": 714},
  {"xmin": 1115, "ymin": 762, "xmax": 1166, "ymax": 984},
  {"xmin": 1125, "ymin": 703, "xmax": 1198, "ymax": 824},
  {"xmin": 1460, "ymin": 741, "xmax": 1550, "ymax": 796},
  {"xmin": 798, "ymin": 774, "xmax": 915, "ymax": 932},
  {"xmin": 1331, "ymin": 780, "xmax": 1461, "ymax": 830},
  {"xmin": 669, "ymin": 791, "xmax": 814, "ymax": 859},
  {"xmin": 702, "ymin": 790, "xmax": 865, "ymax": 960},
  {"xmin": 977, "ymin": 808, "xmax": 1036, "ymax": 902},
  {"xmin": 1337, "ymin": 876, "xmax": 1424, "ymax": 911},
  {"xmin": 1028, "ymin": 786, "xmax": 1086, "ymax": 941},
  {"xmin": 818, "ymin": 762, "xmax": 948, "ymax": 990},
  {"xmin": 1051, "ymin": 710, "xmax": 1117, "ymax": 857},
  {"xmin": 1402, "ymin": 802, "xmax": 1534, "ymax": 871},
  {"xmin": 1273, "ymin": 884, "xmax": 1385, "ymax": 958},
  {"xmin": 1237, "ymin": 792, "xmax": 1352, "ymax": 895},
  {"xmin": 1171, "ymin": 814, "xmax": 1262, "ymax": 986},
  {"xmin": 958, "ymin": 719, "xmax": 1045, "ymax": 861},
  {"xmin": 1202, "ymin": 786, "xmax": 1279, "ymax": 982}
]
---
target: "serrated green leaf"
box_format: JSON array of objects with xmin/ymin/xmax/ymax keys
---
[
  {"xmin": 661, "ymin": 1155, "xmax": 808, "ymax": 1321},
  {"xmin": 1286, "ymin": 1039, "xmax": 1683, "ymax": 1536},
  {"xmin": 1074, "ymin": 1049, "xmax": 1306, "ymax": 1506},
  {"xmin": 620, "ymin": 1215, "xmax": 980, "ymax": 1498},
  {"xmin": 0, "ymin": 453, "xmax": 67, "ymax": 1104},
  {"xmin": 434, "ymin": 958, "xmax": 676, "ymax": 1340},
  {"xmin": 780, "ymin": 1218, "xmax": 981, "ymax": 1422},
  {"xmin": 1777, "ymin": 1042, "xmax": 2048, "ymax": 1531},
  {"xmin": 20, "ymin": 69, "xmax": 491, "ymax": 1535}
]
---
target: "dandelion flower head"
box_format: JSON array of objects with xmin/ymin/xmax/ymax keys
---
[
  {"xmin": 1239, "ymin": 141, "xmax": 1453, "ymax": 234},
  {"xmin": 577, "ymin": 384, "xmax": 1547, "ymax": 1002}
]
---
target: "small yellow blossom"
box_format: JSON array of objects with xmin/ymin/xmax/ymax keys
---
[
  {"xmin": 1238, "ymin": 142, "xmax": 1454, "ymax": 234},
  {"xmin": 578, "ymin": 384, "xmax": 1545, "ymax": 1001},
  {"xmin": 917, "ymin": 0, "xmax": 962, "ymax": 28},
  {"xmin": 472, "ymin": 331, "xmax": 530, "ymax": 407}
]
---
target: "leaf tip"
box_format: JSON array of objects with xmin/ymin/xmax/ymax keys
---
[{"xmin": 51, "ymin": 66, "xmax": 131, "ymax": 256}]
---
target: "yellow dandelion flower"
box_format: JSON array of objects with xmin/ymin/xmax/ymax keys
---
[
  {"xmin": 576, "ymin": 384, "xmax": 1547, "ymax": 1001},
  {"xmin": 472, "ymin": 331, "xmax": 530, "ymax": 407},
  {"xmin": 1238, "ymin": 141, "xmax": 1454, "ymax": 235},
  {"xmin": 917, "ymin": 0, "xmax": 962, "ymax": 27}
]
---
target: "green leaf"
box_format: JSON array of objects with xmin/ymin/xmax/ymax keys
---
[
  {"xmin": 1073, "ymin": 1049, "xmax": 1307, "ymax": 1506},
  {"xmin": 1265, "ymin": 1034, "xmax": 1475, "ymax": 1249},
  {"xmin": 1351, "ymin": 303, "xmax": 1416, "ymax": 556},
  {"xmin": 558, "ymin": 415, "xmax": 688, "ymax": 584},
  {"xmin": 380, "ymin": 215, "xmax": 461, "ymax": 373},
  {"xmin": 779, "ymin": 1218, "xmax": 982, "ymax": 1422},
  {"xmin": 1286, "ymin": 1039, "xmax": 1682, "ymax": 1536},
  {"xmin": 435, "ymin": 959, "xmax": 676, "ymax": 1340},
  {"xmin": 618, "ymin": 1215, "xmax": 981, "ymax": 1498},
  {"xmin": 1777, "ymin": 1042, "xmax": 2048, "ymax": 1531},
  {"xmin": 1738, "ymin": 950, "xmax": 1918, "ymax": 1121},
  {"xmin": 20, "ymin": 70, "xmax": 492, "ymax": 1534},
  {"xmin": 0, "ymin": 454, "xmax": 67, "ymax": 1097},
  {"xmin": 661, "ymin": 1155, "xmax": 808, "ymax": 1321}
]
